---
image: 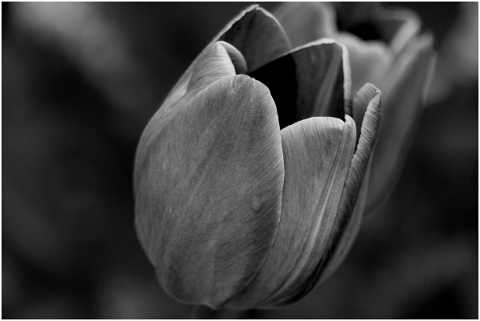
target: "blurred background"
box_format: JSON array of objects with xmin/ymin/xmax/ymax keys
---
[{"xmin": 2, "ymin": 2, "xmax": 477, "ymax": 318}]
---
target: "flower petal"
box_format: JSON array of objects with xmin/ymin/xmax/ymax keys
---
[
  {"xmin": 135, "ymin": 75, "xmax": 284, "ymax": 309},
  {"xmin": 316, "ymin": 88, "xmax": 382, "ymax": 284},
  {"xmin": 364, "ymin": 34, "xmax": 435, "ymax": 216},
  {"xmin": 153, "ymin": 5, "xmax": 289, "ymax": 126},
  {"xmin": 334, "ymin": 32, "xmax": 393, "ymax": 95},
  {"xmin": 135, "ymin": 41, "xmax": 245, "ymax": 177},
  {"xmin": 249, "ymin": 90, "xmax": 381, "ymax": 306},
  {"xmin": 291, "ymin": 40, "xmax": 351, "ymax": 120},
  {"xmin": 352, "ymin": 83, "xmax": 380, "ymax": 137},
  {"xmin": 187, "ymin": 42, "xmax": 244, "ymax": 95},
  {"xmin": 273, "ymin": 2, "xmax": 336, "ymax": 48},
  {"xmin": 374, "ymin": 7, "xmax": 421, "ymax": 54},
  {"xmin": 216, "ymin": 5, "xmax": 291, "ymax": 71},
  {"xmin": 228, "ymin": 116, "xmax": 357, "ymax": 309},
  {"xmin": 248, "ymin": 40, "xmax": 351, "ymax": 129}
]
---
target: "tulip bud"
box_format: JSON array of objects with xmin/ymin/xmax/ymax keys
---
[
  {"xmin": 274, "ymin": 2, "xmax": 435, "ymax": 216},
  {"xmin": 135, "ymin": 5, "xmax": 382, "ymax": 310}
]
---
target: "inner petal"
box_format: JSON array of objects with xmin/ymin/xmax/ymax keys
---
[
  {"xmin": 217, "ymin": 6, "xmax": 291, "ymax": 72},
  {"xmin": 248, "ymin": 41, "xmax": 349, "ymax": 129}
]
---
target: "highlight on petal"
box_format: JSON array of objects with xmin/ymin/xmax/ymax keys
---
[
  {"xmin": 134, "ymin": 41, "xmax": 246, "ymax": 175},
  {"xmin": 273, "ymin": 2, "xmax": 336, "ymax": 48},
  {"xmin": 216, "ymin": 5, "xmax": 291, "ymax": 71},
  {"xmin": 315, "ymin": 88, "xmax": 382, "ymax": 285},
  {"xmin": 187, "ymin": 42, "xmax": 243, "ymax": 95},
  {"xmin": 227, "ymin": 116, "xmax": 357, "ymax": 309},
  {"xmin": 364, "ymin": 34, "xmax": 434, "ymax": 216},
  {"xmin": 135, "ymin": 75, "xmax": 284, "ymax": 309},
  {"xmin": 155, "ymin": 4, "xmax": 289, "ymax": 125},
  {"xmin": 352, "ymin": 83, "xmax": 380, "ymax": 138},
  {"xmin": 248, "ymin": 40, "xmax": 351, "ymax": 129}
]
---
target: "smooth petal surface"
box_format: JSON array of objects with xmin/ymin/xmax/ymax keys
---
[
  {"xmin": 158, "ymin": 5, "xmax": 290, "ymax": 117},
  {"xmin": 374, "ymin": 7, "xmax": 421, "ymax": 53},
  {"xmin": 228, "ymin": 116, "xmax": 357, "ymax": 309},
  {"xmin": 273, "ymin": 2, "xmax": 336, "ymax": 48},
  {"xmin": 187, "ymin": 42, "xmax": 245, "ymax": 95},
  {"xmin": 258, "ymin": 90, "xmax": 382, "ymax": 310},
  {"xmin": 134, "ymin": 42, "xmax": 243, "ymax": 180},
  {"xmin": 316, "ymin": 87, "xmax": 382, "ymax": 285},
  {"xmin": 290, "ymin": 40, "xmax": 351, "ymax": 120},
  {"xmin": 365, "ymin": 34, "xmax": 435, "ymax": 216},
  {"xmin": 249, "ymin": 40, "xmax": 350, "ymax": 129},
  {"xmin": 352, "ymin": 83, "xmax": 381, "ymax": 136},
  {"xmin": 135, "ymin": 75, "xmax": 284, "ymax": 309},
  {"xmin": 274, "ymin": 2, "xmax": 420, "ymax": 96},
  {"xmin": 260, "ymin": 89, "xmax": 380, "ymax": 305},
  {"xmin": 334, "ymin": 33, "xmax": 393, "ymax": 96},
  {"xmin": 216, "ymin": 5, "xmax": 291, "ymax": 71}
]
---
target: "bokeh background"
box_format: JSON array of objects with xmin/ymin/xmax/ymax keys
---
[{"xmin": 2, "ymin": 2, "xmax": 478, "ymax": 318}]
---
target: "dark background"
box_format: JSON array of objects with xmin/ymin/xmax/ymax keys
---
[{"xmin": 2, "ymin": 2, "xmax": 478, "ymax": 318}]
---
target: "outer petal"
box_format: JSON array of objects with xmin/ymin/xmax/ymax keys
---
[
  {"xmin": 265, "ymin": 88, "xmax": 381, "ymax": 307},
  {"xmin": 216, "ymin": 5, "xmax": 291, "ymax": 71},
  {"xmin": 237, "ymin": 88, "xmax": 381, "ymax": 309},
  {"xmin": 249, "ymin": 40, "xmax": 351, "ymax": 129},
  {"xmin": 273, "ymin": 2, "xmax": 336, "ymax": 48},
  {"xmin": 365, "ymin": 34, "xmax": 435, "ymax": 216},
  {"xmin": 352, "ymin": 83, "xmax": 381, "ymax": 135},
  {"xmin": 227, "ymin": 116, "xmax": 357, "ymax": 309},
  {"xmin": 135, "ymin": 42, "xmax": 244, "ymax": 181},
  {"xmin": 315, "ymin": 87, "xmax": 382, "ymax": 285},
  {"xmin": 134, "ymin": 75, "xmax": 284, "ymax": 309},
  {"xmin": 159, "ymin": 5, "xmax": 290, "ymax": 115}
]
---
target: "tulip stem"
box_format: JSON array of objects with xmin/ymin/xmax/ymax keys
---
[{"xmin": 189, "ymin": 305, "xmax": 217, "ymax": 319}]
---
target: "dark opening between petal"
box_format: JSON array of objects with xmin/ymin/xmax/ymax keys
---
[
  {"xmin": 333, "ymin": 3, "xmax": 383, "ymax": 41},
  {"xmin": 248, "ymin": 42, "xmax": 346, "ymax": 130},
  {"xmin": 333, "ymin": 3, "xmax": 411, "ymax": 45},
  {"xmin": 343, "ymin": 22, "xmax": 383, "ymax": 41},
  {"xmin": 248, "ymin": 55, "xmax": 298, "ymax": 130}
]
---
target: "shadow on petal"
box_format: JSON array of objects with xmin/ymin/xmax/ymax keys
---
[
  {"xmin": 249, "ymin": 40, "xmax": 350, "ymax": 129},
  {"xmin": 217, "ymin": 5, "xmax": 291, "ymax": 71}
]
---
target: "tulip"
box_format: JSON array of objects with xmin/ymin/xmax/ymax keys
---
[
  {"xmin": 274, "ymin": 2, "xmax": 435, "ymax": 216},
  {"xmin": 134, "ymin": 5, "xmax": 383, "ymax": 310}
]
